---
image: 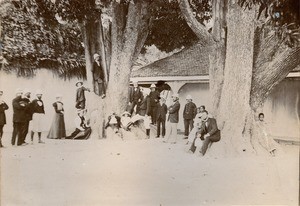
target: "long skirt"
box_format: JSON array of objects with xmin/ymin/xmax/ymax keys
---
[{"xmin": 47, "ymin": 113, "xmax": 66, "ymax": 139}]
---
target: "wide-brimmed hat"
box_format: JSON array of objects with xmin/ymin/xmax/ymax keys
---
[
  {"xmin": 23, "ymin": 89, "xmax": 31, "ymax": 95},
  {"xmin": 186, "ymin": 94, "xmax": 192, "ymax": 100},
  {"xmin": 76, "ymin": 81, "xmax": 83, "ymax": 86},
  {"xmin": 122, "ymin": 111, "xmax": 131, "ymax": 116},
  {"xmin": 150, "ymin": 83, "xmax": 156, "ymax": 88}
]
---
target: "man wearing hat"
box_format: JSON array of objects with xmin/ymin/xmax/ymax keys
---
[
  {"xmin": 128, "ymin": 81, "xmax": 142, "ymax": 115},
  {"xmin": 156, "ymin": 96, "xmax": 167, "ymax": 138},
  {"xmin": 21, "ymin": 89, "xmax": 32, "ymax": 145},
  {"xmin": 11, "ymin": 89, "xmax": 27, "ymax": 146},
  {"xmin": 30, "ymin": 90, "xmax": 45, "ymax": 143},
  {"xmin": 0, "ymin": 90, "xmax": 9, "ymax": 147},
  {"xmin": 183, "ymin": 94, "xmax": 197, "ymax": 139},
  {"xmin": 149, "ymin": 83, "xmax": 160, "ymax": 125},
  {"xmin": 165, "ymin": 93, "xmax": 180, "ymax": 144},
  {"xmin": 75, "ymin": 81, "xmax": 90, "ymax": 109},
  {"xmin": 93, "ymin": 53, "xmax": 106, "ymax": 98}
]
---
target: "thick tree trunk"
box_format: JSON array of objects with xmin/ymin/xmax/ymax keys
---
[
  {"xmin": 93, "ymin": 0, "xmax": 151, "ymax": 138},
  {"xmin": 216, "ymin": 1, "xmax": 257, "ymax": 155},
  {"xmin": 209, "ymin": 0, "xmax": 227, "ymax": 116}
]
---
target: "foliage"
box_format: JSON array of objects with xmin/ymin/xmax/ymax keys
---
[
  {"xmin": 145, "ymin": 0, "xmax": 212, "ymax": 52},
  {"xmin": 0, "ymin": 0, "xmax": 85, "ymax": 77},
  {"xmin": 238, "ymin": 0, "xmax": 300, "ymax": 47}
]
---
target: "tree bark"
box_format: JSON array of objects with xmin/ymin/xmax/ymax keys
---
[{"xmin": 216, "ymin": 1, "xmax": 257, "ymax": 155}]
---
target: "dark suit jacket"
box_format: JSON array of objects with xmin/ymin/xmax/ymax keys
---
[
  {"xmin": 76, "ymin": 87, "xmax": 89, "ymax": 102},
  {"xmin": 168, "ymin": 101, "xmax": 180, "ymax": 123},
  {"xmin": 138, "ymin": 96, "xmax": 150, "ymax": 116},
  {"xmin": 93, "ymin": 61, "xmax": 104, "ymax": 83},
  {"xmin": 129, "ymin": 86, "xmax": 142, "ymax": 103},
  {"xmin": 199, "ymin": 118, "xmax": 221, "ymax": 142},
  {"xmin": 22, "ymin": 98, "xmax": 33, "ymax": 121},
  {"xmin": 149, "ymin": 90, "xmax": 160, "ymax": 107},
  {"xmin": 156, "ymin": 103, "xmax": 167, "ymax": 121},
  {"xmin": 12, "ymin": 96, "xmax": 27, "ymax": 123},
  {"xmin": 0, "ymin": 101, "xmax": 9, "ymax": 125},
  {"xmin": 183, "ymin": 102, "xmax": 197, "ymax": 120}
]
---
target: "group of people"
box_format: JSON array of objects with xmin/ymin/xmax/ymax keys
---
[
  {"xmin": 0, "ymin": 79, "xmax": 277, "ymax": 156},
  {"xmin": 0, "ymin": 88, "xmax": 47, "ymax": 147}
]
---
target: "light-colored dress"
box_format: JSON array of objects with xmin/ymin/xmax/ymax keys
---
[{"xmin": 256, "ymin": 121, "xmax": 277, "ymax": 153}]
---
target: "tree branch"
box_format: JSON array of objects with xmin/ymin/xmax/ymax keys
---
[
  {"xmin": 250, "ymin": 46, "xmax": 300, "ymax": 109},
  {"xmin": 178, "ymin": 0, "xmax": 214, "ymax": 46}
]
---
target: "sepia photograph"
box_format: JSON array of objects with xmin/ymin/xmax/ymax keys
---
[{"xmin": 0, "ymin": 0, "xmax": 299, "ymax": 205}]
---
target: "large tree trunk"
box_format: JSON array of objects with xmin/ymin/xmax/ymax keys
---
[
  {"xmin": 214, "ymin": 1, "xmax": 257, "ymax": 155},
  {"xmin": 91, "ymin": 0, "xmax": 152, "ymax": 139}
]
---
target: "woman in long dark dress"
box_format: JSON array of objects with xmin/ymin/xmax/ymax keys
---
[{"xmin": 47, "ymin": 95, "xmax": 66, "ymax": 139}]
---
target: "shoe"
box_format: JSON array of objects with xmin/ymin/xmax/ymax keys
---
[
  {"xmin": 21, "ymin": 142, "xmax": 28, "ymax": 146},
  {"xmin": 38, "ymin": 141, "xmax": 45, "ymax": 144},
  {"xmin": 156, "ymin": 136, "xmax": 160, "ymax": 138},
  {"xmin": 183, "ymin": 136, "xmax": 188, "ymax": 139},
  {"xmin": 101, "ymin": 94, "xmax": 106, "ymax": 99}
]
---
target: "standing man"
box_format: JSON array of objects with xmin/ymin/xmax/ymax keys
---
[
  {"xmin": 75, "ymin": 81, "xmax": 90, "ymax": 109},
  {"xmin": 0, "ymin": 90, "xmax": 9, "ymax": 147},
  {"xmin": 165, "ymin": 93, "xmax": 180, "ymax": 144},
  {"xmin": 21, "ymin": 89, "xmax": 32, "ymax": 145},
  {"xmin": 183, "ymin": 95, "xmax": 197, "ymax": 139},
  {"xmin": 149, "ymin": 83, "xmax": 160, "ymax": 125},
  {"xmin": 156, "ymin": 97, "xmax": 167, "ymax": 138},
  {"xmin": 11, "ymin": 88, "xmax": 27, "ymax": 146},
  {"xmin": 30, "ymin": 90, "xmax": 45, "ymax": 144},
  {"xmin": 93, "ymin": 53, "xmax": 106, "ymax": 98},
  {"xmin": 128, "ymin": 81, "xmax": 142, "ymax": 115}
]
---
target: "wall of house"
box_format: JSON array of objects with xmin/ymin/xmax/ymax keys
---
[
  {"xmin": 0, "ymin": 70, "xmax": 89, "ymax": 134},
  {"xmin": 262, "ymin": 78, "xmax": 300, "ymax": 138}
]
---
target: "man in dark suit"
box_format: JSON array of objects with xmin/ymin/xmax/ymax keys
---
[
  {"xmin": 75, "ymin": 81, "xmax": 90, "ymax": 109},
  {"xmin": 128, "ymin": 81, "xmax": 142, "ymax": 115},
  {"xmin": 0, "ymin": 90, "xmax": 9, "ymax": 147},
  {"xmin": 165, "ymin": 93, "xmax": 180, "ymax": 144},
  {"xmin": 11, "ymin": 89, "xmax": 27, "ymax": 146},
  {"xmin": 21, "ymin": 90, "xmax": 32, "ymax": 144},
  {"xmin": 156, "ymin": 97, "xmax": 167, "ymax": 138},
  {"xmin": 183, "ymin": 94, "xmax": 197, "ymax": 139},
  {"xmin": 189, "ymin": 110, "xmax": 221, "ymax": 155},
  {"xmin": 149, "ymin": 83, "xmax": 160, "ymax": 125},
  {"xmin": 93, "ymin": 53, "xmax": 106, "ymax": 98}
]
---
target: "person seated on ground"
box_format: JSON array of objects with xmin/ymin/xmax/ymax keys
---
[
  {"xmin": 186, "ymin": 105, "xmax": 206, "ymax": 144},
  {"xmin": 105, "ymin": 112, "xmax": 121, "ymax": 134},
  {"xmin": 66, "ymin": 109, "xmax": 91, "ymax": 140},
  {"xmin": 121, "ymin": 111, "xmax": 132, "ymax": 131},
  {"xmin": 256, "ymin": 113, "xmax": 277, "ymax": 156},
  {"xmin": 126, "ymin": 88, "xmax": 151, "ymax": 138},
  {"xmin": 189, "ymin": 110, "xmax": 221, "ymax": 156}
]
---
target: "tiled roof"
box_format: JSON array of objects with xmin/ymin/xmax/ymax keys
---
[{"xmin": 131, "ymin": 42, "xmax": 209, "ymax": 78}]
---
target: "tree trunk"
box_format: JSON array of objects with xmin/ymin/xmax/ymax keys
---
[{"xmin": 216, "ymin": 1, "xmax": 257, "ymax": 155}]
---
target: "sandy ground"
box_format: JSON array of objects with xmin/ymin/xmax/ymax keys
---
[{"xmin": 0, "ymin": 133, "xmax": 299, "ymax": 206}]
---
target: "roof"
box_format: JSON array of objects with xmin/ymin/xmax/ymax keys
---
[{"xmin": 131, "ymin": 42, "xmax": 209, "ymax": 78}]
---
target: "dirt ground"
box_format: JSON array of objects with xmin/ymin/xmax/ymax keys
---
[{"xmin": 0, "ymin": 133, "xmax": 299, "ymax": 206}]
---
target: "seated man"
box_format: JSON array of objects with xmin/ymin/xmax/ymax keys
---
[
  {"xmin": 189, "ymin": 110, "xmax": 221, "ymax": 156},
  {"xmin": 66, "ymin": 109, "xmax": 91, "ymax": 140},
  {"xmin": 105, "ymin": 112, "xmax": 122, "ymax": 133}
]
